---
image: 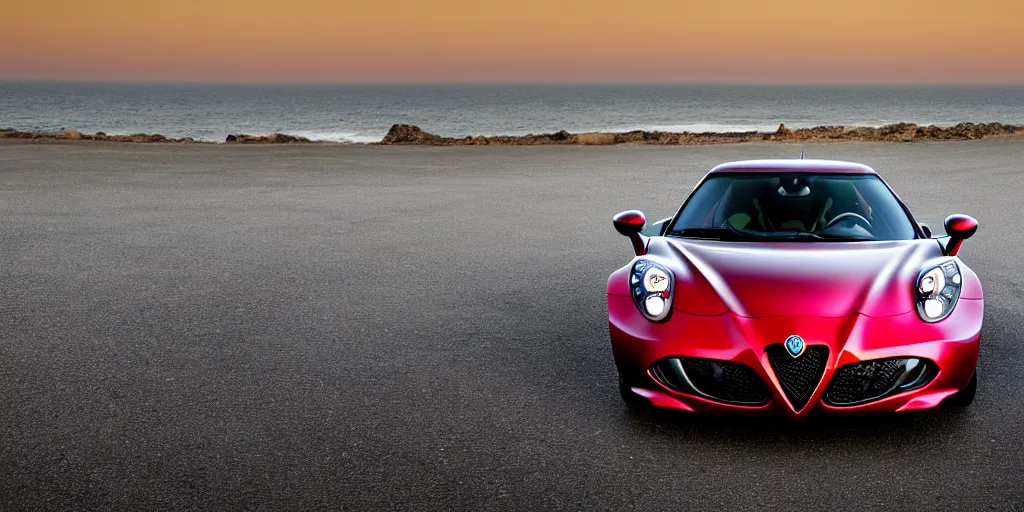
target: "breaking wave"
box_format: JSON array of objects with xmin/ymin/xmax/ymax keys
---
[{"xmin": 280, "ymin": 130, "xmax": 384, "ymax": 143}]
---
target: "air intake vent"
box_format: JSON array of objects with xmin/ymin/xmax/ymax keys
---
[
  {"xmin": 824, "ymin": 358, "xmax": 936, "ymax": 406},
  {"xmin": 650, "ymin": 358, "xmax": 770, "ymax": 406},
  {"xmin": 765, "ymin": 345, "xmax": 829, "ymax": 411}
]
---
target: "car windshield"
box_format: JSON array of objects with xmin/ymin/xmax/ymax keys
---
[{"xmin": 666, "ymin": 172, "xmax": 917, "ymax": 242}]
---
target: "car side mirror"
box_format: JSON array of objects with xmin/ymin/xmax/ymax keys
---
[
  {"xmin": 943, "ymin": 214, "xmax": 978, "ymax": 256},
  {"xmin": 919, "ymin": 224, "xmax": 932, "ymax": 238},
  {"xmin": 613, "ymin": 210, "xmax": 648, "ymax": 256}
]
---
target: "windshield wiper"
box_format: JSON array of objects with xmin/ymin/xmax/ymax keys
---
[
  {"xmin": 757, "ymin": 230, "xmax": 880, "ymax": 242},
  {"xmin": 669, "ymin": 227, "xmax": 757, "ymax": 241},
  {"xmin": 671, "ymin": 224, "xmax": 822, "ymax": 241},
  {"xmin": 769, "ymin": 229, "xmax": 877, "ymax": 241},
  {"xmin": 815, "ymin": 232, "xmax": 876, "ymax": 242},
  {"xmin": 748, "ymin": 230, "xmax": 825, "ymax": 241}
]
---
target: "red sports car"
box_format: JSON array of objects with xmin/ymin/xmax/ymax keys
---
[{"xmin": 609, "ymin": 159, "xmax": 981, "ymax": 419}]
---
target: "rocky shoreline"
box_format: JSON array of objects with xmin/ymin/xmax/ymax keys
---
[
  {"xmin": 0, "ymin": 129, "xmax": 313, "ymax": 144},
  {"xmin": 379, "ymin": 122, "xmax": 1024, "ymax": 145},
  {"xmin": 3, "ymin": 122, "xmax": 1024, "ymax": 146}
]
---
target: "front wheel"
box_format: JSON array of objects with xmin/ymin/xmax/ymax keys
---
[{"xmin": 944, "ymin": 371, "xmax": 977, "ymax": 408}]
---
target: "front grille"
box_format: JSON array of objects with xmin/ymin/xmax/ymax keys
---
[
  {"xmin": 824, "ymin": 358, "xmax": 936, "ymax": 406},
  {"xmin": 765, "ymin": 345, "xmax": 829, "ymax": 411},
  {"xmin": 650, "ymin": 357, "xmax": 770, "ymax": 405}
]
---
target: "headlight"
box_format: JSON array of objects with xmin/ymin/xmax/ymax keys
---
[
  {"xmin": 915, "ymin": 260, "xmax": 961, "ymax": 322},
  {"xmin": 631, "ymin": 260, "xmax": 673, "ymax": 322}
]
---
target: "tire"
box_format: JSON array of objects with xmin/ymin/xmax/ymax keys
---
[{"xmin": 945, "ymin": 371, "xmax": 977, "ymax": 408}]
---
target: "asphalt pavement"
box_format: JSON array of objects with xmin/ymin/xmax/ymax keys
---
[{"xmin": 1, "ymin": 139, "xmax": 1023, "ymax": 510}]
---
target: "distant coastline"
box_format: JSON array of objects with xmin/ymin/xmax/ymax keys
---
[
  {"xmin": 5, "ymin": 83, "xmax": 1023, "ymax": 144},
  {"xmin": 3, "ymin": 122, "xmax": 1024, "ymax": 146}
]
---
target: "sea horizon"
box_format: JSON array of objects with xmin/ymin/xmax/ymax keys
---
[
  {"xmin": 2, "ymin": 81, "xmax": 1023, "ymax": 143},
  {"xmin": 5, "ymin": 78, "xmax": 1024, "ymax": 85}
]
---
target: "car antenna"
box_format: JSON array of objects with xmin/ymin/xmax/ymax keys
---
[{"xmin": 800, "ymin": 149, "xmax": 804, "ymax": 159}]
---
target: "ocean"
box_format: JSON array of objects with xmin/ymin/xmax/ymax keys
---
[{"xmin": 2, "ymin": 82, "xmax": 1023, "ymax": 143}]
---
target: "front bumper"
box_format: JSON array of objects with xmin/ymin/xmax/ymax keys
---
[{"xmin": 609, "ymin": 295, "xmax": 982, "ymax": 419}]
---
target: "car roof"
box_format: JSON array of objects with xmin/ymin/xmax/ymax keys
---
[{"xmin": 707, "ymin": 159, "xmax": 877, "ymax": 175}]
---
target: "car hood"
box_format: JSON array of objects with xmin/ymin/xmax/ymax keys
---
[{"xmin": 652, "ymin": 238, "xmax": 946, "ymax": 318}]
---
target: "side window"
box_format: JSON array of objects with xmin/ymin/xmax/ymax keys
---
[
  {"xmin": 673, "ymin": 178, "xmax": 731, "ymax": 229},
  {"xmin": 703, "ymin": 184, "xmax": 730, "ymax": 227},
  {"xmin": 850, "ymin": 177, "xmax": 916, "ymax": 239}
]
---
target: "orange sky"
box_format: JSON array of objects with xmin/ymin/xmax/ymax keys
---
[{"xmin": 1, "ymin": 0, "xmax": 1022, "ymax": 82}]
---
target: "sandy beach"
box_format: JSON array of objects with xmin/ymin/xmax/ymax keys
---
[{"xmin": 2, "ymin": 139, "xmax": 1023, "ymax": 509}]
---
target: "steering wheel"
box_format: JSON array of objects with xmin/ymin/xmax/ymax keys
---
[{"xmin": 825, "ymin": 212, "xmax": 873, "ymax": 231}]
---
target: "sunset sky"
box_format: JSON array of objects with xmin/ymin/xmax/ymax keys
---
[{"xmin": 2, "ymin": 0, "xmax": 1022, "ymax": 83}]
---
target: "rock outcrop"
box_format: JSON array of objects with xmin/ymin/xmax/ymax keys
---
[
  {"xmin": 225, "ymin": 133, "xmax": 312, "ymax": 144},
  {"xmin": 380, "ymin": 124, "xmax": 446, "ymax": 145}
]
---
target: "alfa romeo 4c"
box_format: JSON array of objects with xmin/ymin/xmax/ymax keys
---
[{"xmin": 608, "ymin": 159, "xmax": 981, "ymax": 419}]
